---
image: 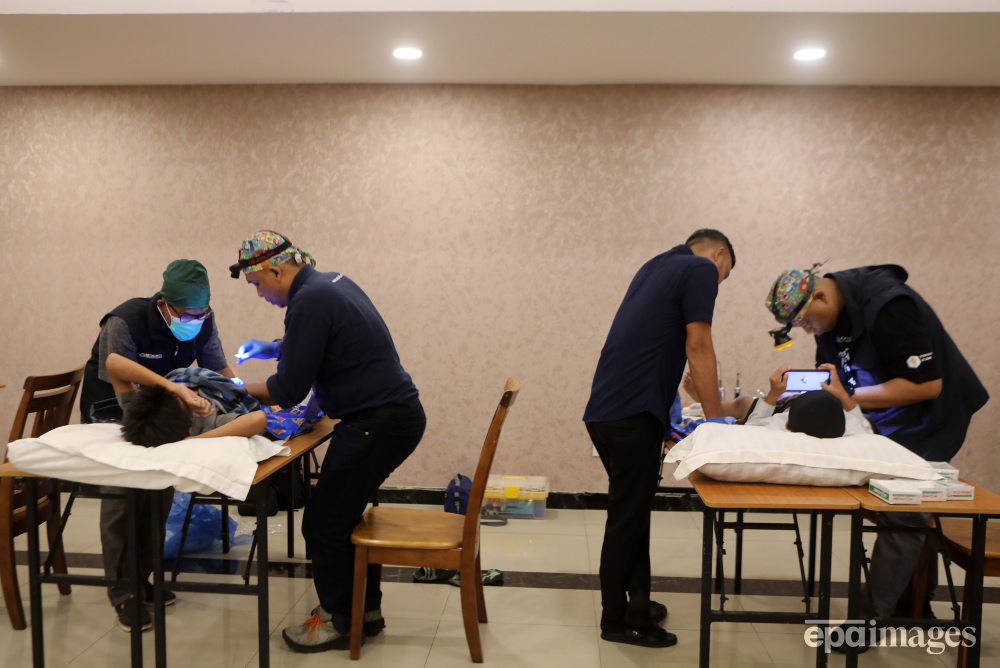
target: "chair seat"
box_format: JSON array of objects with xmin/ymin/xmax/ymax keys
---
[
  {"xmin": 938, "ymin": 518, "xmax": 1000, "ymax": 561},
  {"xmin": 352, "ymin": 506, "xmax": 466, "ymax": 550}
]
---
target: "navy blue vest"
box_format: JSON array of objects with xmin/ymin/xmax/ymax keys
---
[
  {"xmin": 815, "ymin": 265, "xmax": 988, "ymax": 461},
  {"xmin": 80, "ymin": 293, "xmax": 216, "ymax": 421}
]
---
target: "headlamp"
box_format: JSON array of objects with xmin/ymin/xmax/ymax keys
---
[{"xmin": 769, "ymin": 323, "xmax": 794, "ymax": 350}]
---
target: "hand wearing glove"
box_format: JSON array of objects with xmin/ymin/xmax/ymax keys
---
[
  {"xmin": 235, "ymin": 339, "xmax": 280, "ymax": 364},
  {"xmin": 704, "ymin": 416, "xmax": 737, "ymax": 425}
]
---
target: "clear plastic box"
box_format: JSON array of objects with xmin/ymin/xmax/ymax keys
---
[{"xmin": 483, "ymin": 475, "xmax": 550, "ymax": 519}]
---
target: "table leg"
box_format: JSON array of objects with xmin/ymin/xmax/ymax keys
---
[
  {"xmin": 815, "ymin": 511, "xmax": 833, "ymax": 668},
  {"xmin": 287, "ymin": 463, "xmax": 296, "ymax": 558},
  {"xmin": 965, "ymin": 515, "xmax": 986, "ymax": 667},
  {"xmin": 257, "ymin": 479, "xmax": 271, "ymax": 667},
  {"xmin": 808, "ymin": 511, "xmax": 818, "ymax": 600},
  {"xmin": 845, "ymin": 510, "xmax": 863, "ymax": 668},
  {"xmin": 126, "ymin": 489, "xmax": 144, "ymax": 666},
  {"xmin": 700, "ymin": 509, "xmax": 713, "ymax": 668},
  {"xmin": 24, "ymin": 478, "xmax": 45, "ymax": 668},
  {"xmin": 152, "ymin": 491, "xmax": 167, "ymax": 668}
]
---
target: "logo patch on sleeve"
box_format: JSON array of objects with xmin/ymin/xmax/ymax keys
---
[{"xmin": 906, "ymin": 352, "xmax": 933, "ymax": 369}]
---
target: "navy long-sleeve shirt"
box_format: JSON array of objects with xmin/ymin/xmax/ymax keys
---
[{"xmin": 265, "ymin": 265, "xmax": 418, "ymax": 416}]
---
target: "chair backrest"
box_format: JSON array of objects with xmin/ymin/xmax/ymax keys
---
[
  {"xmin": 2, "ymin": 365, "xmax": 85, "ymax": 534},
  {"xmin": 7, "ymin": 365, "xmax": 86, "ymax": 446},
  {"xmin": 461, "ymin": 377, "xmax": 520, "ymax": 550}
]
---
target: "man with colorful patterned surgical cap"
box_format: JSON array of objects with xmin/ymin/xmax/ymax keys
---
[
  {"xmin": 765, "ymin": 262, "xmax": 988, "ymax": 640},
  {"xmin": 80, "ymin": 259, "xmax": 237, "ymax": 632},
  {"xmin": 232, "ymin": 230, "xmax": 425, "ymax": 654}
]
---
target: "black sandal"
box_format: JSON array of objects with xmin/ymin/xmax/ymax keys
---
[{"xmin": 601, "ymin": 626, "xmax": 677, "ymax": 648}]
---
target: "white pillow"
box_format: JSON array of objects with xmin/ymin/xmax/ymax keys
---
[
  {"xmin": 6, "ymin": 423, "xmax": 289, "ymax": 501},
  {"xmin": 668, "ymin": 422, "xmax": 941, "ymax": 487}
]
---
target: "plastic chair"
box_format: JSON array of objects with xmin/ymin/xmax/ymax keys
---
[
  {"xmin": 349, "ymin": 377, "xmax": 520, "ymax": 662},
  {"xmin": 1, "ymin": 365, "xmax": 84, "ymax": 629}
]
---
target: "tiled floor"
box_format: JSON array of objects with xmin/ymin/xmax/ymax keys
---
[{"xmin": 2, "ymin": 498, "xmax": 998, "ymax": 667}]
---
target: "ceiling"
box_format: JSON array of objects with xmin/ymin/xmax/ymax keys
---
[{"xmin": 1, "ymin": 7, "xmax": 1000, "ymax": 87}]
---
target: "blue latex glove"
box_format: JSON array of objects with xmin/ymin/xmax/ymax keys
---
[
  {"xmin": 705, "ymin": 416, "xmax": 737, "ymax": 425},
  {"xmin": 669, "ymin": 395, "xmax": 682, "ymax": 427},
  {"xmin": 235, "ymin": 339, "xmax": 280, "ymax": 364}
]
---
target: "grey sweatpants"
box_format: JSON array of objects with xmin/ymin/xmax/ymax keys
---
[
  {"xmin": 99, "ymin": 487, "xmax": 174, "ymax": 606},
  {"xmin": 862, "ymin": 511, "xmax": 937, "ymax": 618}
]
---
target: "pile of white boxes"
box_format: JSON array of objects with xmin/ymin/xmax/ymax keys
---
[{"xmin": 868, "ymin": 462, "xmax": 974, "ymax": 505}]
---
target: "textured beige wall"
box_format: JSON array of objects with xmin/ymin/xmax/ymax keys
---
[{"xmin": 1, "ymin": 84, "xmax": 997, "ymax": 492}]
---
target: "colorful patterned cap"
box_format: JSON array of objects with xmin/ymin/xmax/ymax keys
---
[
  {"xmin": 160, "ymin": 259, "xmax": 210, "ymax": 308},
  {"xmin": 765, "ymin": 263, "xmax": 825, "ymax": 325},
  {"xmin": 231, "ymin": 230, "xmax": 316, "ymax": 278}
]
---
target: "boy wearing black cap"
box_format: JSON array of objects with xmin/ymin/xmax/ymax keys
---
[{"xmin": 80, "ymin": 259, "xmax": 238, "ymax": 631}]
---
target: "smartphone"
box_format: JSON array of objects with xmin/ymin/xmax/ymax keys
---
[{"xmin": 783, "ymin": 369, "xmax": 831, "ymax": 392}]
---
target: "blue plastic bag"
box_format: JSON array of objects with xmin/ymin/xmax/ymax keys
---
[{"xmin": 163, "ymin": 491, "xmax": 252, "ymax": 559}]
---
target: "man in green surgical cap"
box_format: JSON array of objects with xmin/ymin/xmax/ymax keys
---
[{"xmin": 80, "ymin": 259, "xmax": 237, "ymax": 632}]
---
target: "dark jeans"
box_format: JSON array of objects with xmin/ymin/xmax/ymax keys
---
[
  {"xmin": 303, "ymin": 404, "xmax": 426, "ymax": 633},
  {"xmin": 100, "ymin": 487, "xmax": 174, "ymax": 606},
  {"xmin": 586, "ymin": 412, "xmax": 664, "ymax": 633}
]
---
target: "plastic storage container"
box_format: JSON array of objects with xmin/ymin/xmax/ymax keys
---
[{"xmin": 483, "ymin": 475, "xmax": 549, "ymax": 519}]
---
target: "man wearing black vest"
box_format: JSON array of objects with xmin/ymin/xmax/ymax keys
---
[
  {"xmin": 81, "ymin": 259, "xmax": 235, "ymax": 631},
  {"xmin": 766, "ymin": 263, "xmax": 988, "ymax": 636}
]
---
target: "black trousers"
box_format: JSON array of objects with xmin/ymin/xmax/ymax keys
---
[
  {"xmin": 586, "ymin": 412, "xmax": 664, "ymax": 633},
  {"xmin": 303, "ymin": 404, "xmax": 426, "ymax": 634}
]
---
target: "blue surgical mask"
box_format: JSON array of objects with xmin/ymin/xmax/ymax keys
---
[
  {"xmin": 167, "ymin": 318, "xmax": 203, "ymax": 341},
  {"xmin": 160, "ymin": 304, "xmax": 205, "ymax": 342}
]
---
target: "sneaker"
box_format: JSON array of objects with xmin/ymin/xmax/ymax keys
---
[
  {"xmin": 282, "ymin": 606, "xmax": 360, "ymax": 653},
  {"xmin": 363, "ymin": 609, "xmax": 386, "ymax": 636},
  {"xmin": 446, "ymin": 569, "xmax": 505, "ymax": 587},
  {"xmin": 142, "ymin": 582, "xmax": 177, "ymax": 607},
  {"xmin": 115, "ymin": 598, "xmax": 152, "ymax": 633},
  {"xmin": 830, "ymin": 623, "xmax": 872, "ymax": 654},
  {"xmin": 413, "ymin": 567, "xmax": 456, "ymax": 583}
]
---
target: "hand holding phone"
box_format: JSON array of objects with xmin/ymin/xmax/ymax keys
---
[{"xmin": 783, "ymin": 369, "xmax": 831, "ymax": 392}]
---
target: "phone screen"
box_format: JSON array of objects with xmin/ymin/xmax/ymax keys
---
[{"xmin": 784, "ymin": 370, "xmax": 831, "ymax": 392}]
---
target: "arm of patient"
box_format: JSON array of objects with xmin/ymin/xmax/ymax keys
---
[{"xmin": 189, "ymin": 411, "xmax": 267, "ymax": 440}]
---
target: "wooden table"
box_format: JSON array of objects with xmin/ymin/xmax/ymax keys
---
[
  {"xmin": 689, "ymin": 472, "xmax": 861, "ymax": 668},
  {"xmin": 151, "ymin": 417, "xmax": 337, "ymax": 668},
  {"xmin": 2, "ymin": 417, "xmax": 338, "ymax": 668},
  {"xmin": 840, "ymin": 481, "xmax": 1000, "ymax": 668}
]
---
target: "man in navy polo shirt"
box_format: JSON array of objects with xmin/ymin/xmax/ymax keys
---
[
  {"xmin": 233, "ymin": 230, "xmax": 425, "ymax": 654},
  {"xmin": 584, "ymin": 229, "xmax": 735, "ymax": 648}
]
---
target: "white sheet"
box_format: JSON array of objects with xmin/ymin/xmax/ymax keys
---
[{"xmin": 6, "ymin": 423, "xmax": 289, "ymax": 501}]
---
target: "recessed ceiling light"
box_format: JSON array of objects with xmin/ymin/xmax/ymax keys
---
[
  {"xmin": 393, "ymin": 47, "xmax": 423, "ymax": 60},
  {"xmin": 794, "ymin": 48, "xmax": 826, "ymax": 61}
]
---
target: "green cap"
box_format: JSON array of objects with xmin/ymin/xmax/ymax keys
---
[{"xmin": 160, "ymin": 259, "xmax": 210, "ymax": 308}]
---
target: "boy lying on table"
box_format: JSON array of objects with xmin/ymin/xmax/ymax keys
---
[
  {"xmin": 682, "ymin": 363, "xmax": 873, "ymax": 438},
  {"xmin": 102, "ymin": 352, "xmax": 266, "ymax": 631}
]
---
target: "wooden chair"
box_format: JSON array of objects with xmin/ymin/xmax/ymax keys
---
[
  {"xmin": 918, "ymin": 518, "xmax": 1000, "ymax": 668},
  {"xmin": 349, "ymin": 377, "xmax": 521, "ymax": 662},
  {"xmin": 1, "ymin": 366, "xmax": 84, "ymax": 629}
]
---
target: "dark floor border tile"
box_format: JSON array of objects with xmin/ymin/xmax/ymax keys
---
[
  {"xmin": 375, "ymin": 486, "xmax": 704, "ymax": 512},
  {"xmin": 35, "ymin": 551, "xmax": 999, "ymax": 605}
]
